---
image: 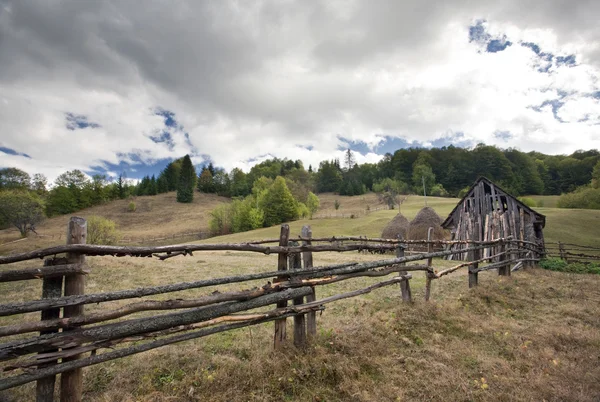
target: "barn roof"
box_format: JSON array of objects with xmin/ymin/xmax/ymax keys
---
[{"xmin": 441, "ymin": 176, "xmax": 546, "ymax": 229}]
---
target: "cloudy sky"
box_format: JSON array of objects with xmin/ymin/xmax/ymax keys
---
[{"xmin": 1, "ymin": 0, "xmax": 599, "ymax": 183}]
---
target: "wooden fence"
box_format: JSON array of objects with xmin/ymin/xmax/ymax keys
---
[
  {"xmin": 0, "ymin": 217, "xmax": 543, "ymax": 401},
  {"xmin": 544, "ymin": 242, "xmax": 600, "ymax": 263}
]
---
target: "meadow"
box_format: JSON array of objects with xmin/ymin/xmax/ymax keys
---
[{"xmin": 0, "ymin": 193, "xmax": 599, "ymax": 401}]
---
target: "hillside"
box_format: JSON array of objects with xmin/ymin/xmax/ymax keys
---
[
  {"xmin": 1, "ymin": 193, "xmax": 600, "ymax": 400},
  {"xmin": 0, "ymin": 191, "xmax": 230, "ymax": 253}
]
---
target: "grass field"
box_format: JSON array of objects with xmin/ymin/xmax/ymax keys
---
[{"xmin": 1, "ymin": 193, "xmax": 600, "ymax": 401}]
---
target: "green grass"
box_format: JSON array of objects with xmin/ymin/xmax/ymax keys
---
[{"xmin": 526, "ymin": 195, "xmax": 561, "ymax": 208}]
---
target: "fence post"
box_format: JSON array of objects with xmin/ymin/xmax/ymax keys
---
[
  {"xmin": 397, "ymin": 235, "xmax": 412, "ymax": 302},
  {"xmin": 273, "ymin": 224, "xmax": 289, "ymax": 349},
  {"xmin": 60, "ymin": 217, "xmax": 87, "ymax": 402},
  {"xmin": 468, "ymin": 222, "xmax": 480, "ymax": 288},
  {"xmin": 498, "ymin": 240, "xmax": 510, "ymax": 276},
  {"xmin": 289, "ymin": 242, "xmax": 306, "ymax": 348},
  {"xmin": 424, "ymin": 227, "xmax": 434, "ymax": 301},
  {"xmin": 558, "ymin": 242, "xmax": 567, "ymax": 263},
  {"xmin": 36, "ymin": 258, "xmax": 66, "ymax": 402},
  {"xmin": 301, "ymin": 225, "xmax": 317, "ymax": 338}
]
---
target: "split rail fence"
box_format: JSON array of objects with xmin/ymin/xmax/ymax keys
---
[
  {"xmin": 0, "ymin": 217, "xmax": 543, "ymax": 401},
  {"xmin": 544, "ymin": 242, "xmax": 600, "ymax": 263}
]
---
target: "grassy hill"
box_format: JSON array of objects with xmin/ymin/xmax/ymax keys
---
[
  {"xmin": 0, "ymin": 191, "xmax": 230, "ymax": 253},
  {"xmin": 1, "ymin": 193, "xmax": 600, "ymax": 400}
]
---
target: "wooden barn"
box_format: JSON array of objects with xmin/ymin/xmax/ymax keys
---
[{"xmin": 442, "ymin": 177, "xmax": 545, "ymax": 260}]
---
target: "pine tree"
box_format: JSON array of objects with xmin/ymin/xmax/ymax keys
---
[
  {"xmin": 148, "ymin": 175, "xmax": 158, "ymax": 195},
  {"xmin": 197, "ymin": 168, "xmax": 215, "ymax": 193},
  {"xmin": 157, "ymin": 175, "xmax": 168, "ymax": 193},
  {"xmin": 177, "ymin": 155, "xmax": 195, "ymax": 203}
]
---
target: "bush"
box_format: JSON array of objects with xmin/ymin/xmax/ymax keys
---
[
  {"xmin": 539, "ymin": 258, "xmax": 600, "ymax": 275},
  {"xmin": 518, "ymin": 197, "xmax": 537, "ymax": 208},
  {"xmin": 334, "ymin": 200, "xmax": 340, "ymax": 210},
  {"xmin": 87, "ymin": 216, "xmax": 120, "ymax": 245},
  {"xmin": 557, "ymin": 187, "xmax": 600, "ymax": 209},
  {"xmin": 209, "ymin": 205, "xmax": 232, "ymax": 236},
  {"xmin": 128, "ymin": 201, "xmax": 136, "ymax": 212},
  {"xmin": 297, "ymin": 202, "xmax": 309, "ymax": 219}
]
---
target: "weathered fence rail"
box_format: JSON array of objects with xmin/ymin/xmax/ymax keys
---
[
  {"xmin": 544, "ymin": 242, "xmax": 600, "ymax": 263},
  {"xmin": 0, "ymin": 217, "xmax": 543, "ymax": 401}
]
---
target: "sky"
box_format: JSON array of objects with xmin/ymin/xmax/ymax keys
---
[{"xmin": 0, "ymin": 0, "xmax": 599, "ymax": 183}]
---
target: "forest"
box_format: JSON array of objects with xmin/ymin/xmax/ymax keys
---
[{"xmin": 1, "ymin": 144, "xmax": 599, "ymax": 233}]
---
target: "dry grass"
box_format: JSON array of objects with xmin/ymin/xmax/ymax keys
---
[
  {"xmin": 0, "ymin": 191, "xmax": 229, "ymax": 253},
  {"xmin": 1, "ymin": 193, "xmax": 600, "ymax": 400}
]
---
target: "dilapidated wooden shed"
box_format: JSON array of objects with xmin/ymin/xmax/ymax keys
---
[{"xmin": 442, "ymin": 177, "xmax": 545, "ymax": 260}]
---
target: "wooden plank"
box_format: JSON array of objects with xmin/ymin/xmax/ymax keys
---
[
  {"xmin": 60, "ymin": 217, "xmax": 87, "ymax": 402},
  {"xmin": 301, "ymin": 226, "xmax": 316, "ymax": 338},
  {"xmin": 36, "ymin": 258, "xmax": 65, "ymax": 402},
  {"xmin": 469, "ymin": 223, "xmax": 480, "ymax": 288},
  {"xmin": 273, "ymin": 224, "xmax": 290, "ymax": 349}
]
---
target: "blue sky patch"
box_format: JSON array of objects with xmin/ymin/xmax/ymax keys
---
[
  {"xmin": 88, "ymin": 156, "xmax": 176, "ymax": 180},
  {"xmin": 338, "ymin": 137, "xmax": 373, "ymax": 154},
  {"xmin": 493, "ymin": 131, "xmax": 513, "ymax": 141},
  {"xmin": 65, "ymin": 113, "xmax": 100, "ymax": 130},
  {"xmin": 530, "ymin": 99, "xmax": 565, "ymax": 122},
  {"xmin": 149, "ymin": 131, "xmax": 175, "ymax": 150},
  {"xmin": 0, "ymin": 146, "xmax": 31, "ymax": 159},
  {"xmin": 487, "ymin": 38, "xmax": 512, "ymax": 53},
  {"xmin": 556, "ymin": 54, "xmax": 576, "ymax": 67},
  {"xmin": 468, "ymin": 20, "xmax": 490, "ymax": 43},
  {"xmin": 154, "ymin": 109, "xmax": 179, "ymax": 128}
]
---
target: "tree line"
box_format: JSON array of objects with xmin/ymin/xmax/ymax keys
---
[{"xmin": 2, "ymin": 144, "xmax": 599, "ymax": 235}]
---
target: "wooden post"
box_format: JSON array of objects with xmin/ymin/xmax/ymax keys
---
[
  {"xmin": 424, "ymin": 227, "xmax": 433, "ymax": 301},
  {"xmin": 468, "ymin": 223, "xmax": 479, "ymax": 288},
  {"xmin": 60, "ymin": 217, "xmax": 87, "ymax": 402},
  {"xmin": 36, "ymin": 258, "xmax": 65, "ymax": 402},
  {"xmin": 397, "ymin": 235, "xmax": 411, "ymax": 302},
  {"xmin": 289, "ymin": 243, "xmax": 306, "ymax": 348},
  {"xmin": 558, "ymin": 242, "xmax": 567, "ymax": 263},
  {"xmin": 301, "ymin": 226, "xmax": 317, "ymax": 338},
  {"xmin": 273, "ymin": 224, "xmax": 289, "ymax": 349},
  {"xmin": 498, "ymin": 240, "xmax": 510, "ymax": 276}
]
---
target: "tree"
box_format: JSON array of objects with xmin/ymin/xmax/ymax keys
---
[
  {"xmin": 45, "ymin": 186, "xmax": 78, "ymax": 216},
  {"xmin": 260, "ymin": 176, "xmax": 298, "ymax": 226},
  {"xmin": 0, "ymin": 168, "xmax": 30, "ymax": 190},
  {"xmin": 30, "ymin": 173, "xmax": 48, "ymax": 195},
  {"xmin": 86, "ymin": 216, "xmax": 120, "ymax": 245},
  {"xmin": 177, "ymin": 154, "xmax": 196, "ymax": 203},
  {"xmin": 412, "ymin": 162, "xmax": 436, "ymax": 195},
  {"xmin": 0, "ymin": 190, "xmax": 45, "ymax": 237},
  {"xmin": 592, "ymin": 160, "xmax": 600, "ymax": 189},
  {"xmin": 230, "ymin": 168, "xmax": 250, "ymax": 197},
  {"xmin": 316, "ymin": 160, "xmax": 343, "ymax": 192},
  {"xmin": 344, "ymin": 149, "xmax": 356, "ymax": 171},
  {"xmin": 148, "ymin": 175, "xmax": 158, "ymax": 195},
  {"xmin": 306, "ymin": 192, "xmax": 320, "ymax": 219},
  {"xmin": 116, "ymin": 173, "xmax": 127, "ymax": 199},
  {"xmin": 197, "ymin": 168, "xmax": 215, "ymax": 193},
  {"xmin": 157, "ymin": 175, "xmax": 168, "ymax": 193}
]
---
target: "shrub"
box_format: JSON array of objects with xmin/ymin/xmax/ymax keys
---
[
  {"xmin": 209, "ymin": 205, "xmax": 232, "ymax": 236},
  {"xmin": 128, "ymin": 201, "xmax": 136, "ymax": 212},
  {"xmin": 518, "ymin": 197, "xmax": 537, "ymax": 208},
  {"xmin": 557, "ymin": 187, "xmax": 600, "ymax": 209},
  {"xmin": 306, "ymin": 192, "xmax": 320, "ymax": 219},
  {"xmin": 334, "ymin": 200, "xmax": 341, "ymax": 210},
  {"xmin": 87, "ymin": 216, "xmax": 120, "ymax": 245},
  {"xmin": 297, "ymin": 202, "xmax": 309, "ymax": 219},
  {"xmin": 539, "ymin": 258, "xmax": 600, "ymax": 275}
]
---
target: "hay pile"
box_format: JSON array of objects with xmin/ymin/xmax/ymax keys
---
[
  {"xmin": 381, "ymin": 213, "xmax": 410, "ymax": 240},
  {"xmin": 407, "ymin": 206, "xmax": 448, "ymax": 241}
]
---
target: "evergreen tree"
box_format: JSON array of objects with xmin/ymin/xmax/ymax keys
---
[
  {"xmin": 260, "ymin": 176, "xmax": 298, "ymax": 226},
  {"xmin": 197, "ymin": 168, "xmax": 215, "ymax": 193},
  {"xmin": 157, "ymin": 175, "xmax": 168, "ymax": 193},
  {"xmin": 177, "ymin": 154, "xmax": 195, "ymax": 203},
  {"xmin": 148, "ymin": 175, "xmax": 158, "ymax": 195}
]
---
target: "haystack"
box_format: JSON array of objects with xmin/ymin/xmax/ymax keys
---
[
  {"xmin": 381, "ymin": 213, "xmax": 410, "ymax": 240},
  {"xmin": 407, "ymin": 206, "xmax": 448, "ymax": 241}
]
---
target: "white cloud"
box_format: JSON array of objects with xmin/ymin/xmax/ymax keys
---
[{"xmin": 0, "ymin": 0, "xmax": 599, "ymax": 183}]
